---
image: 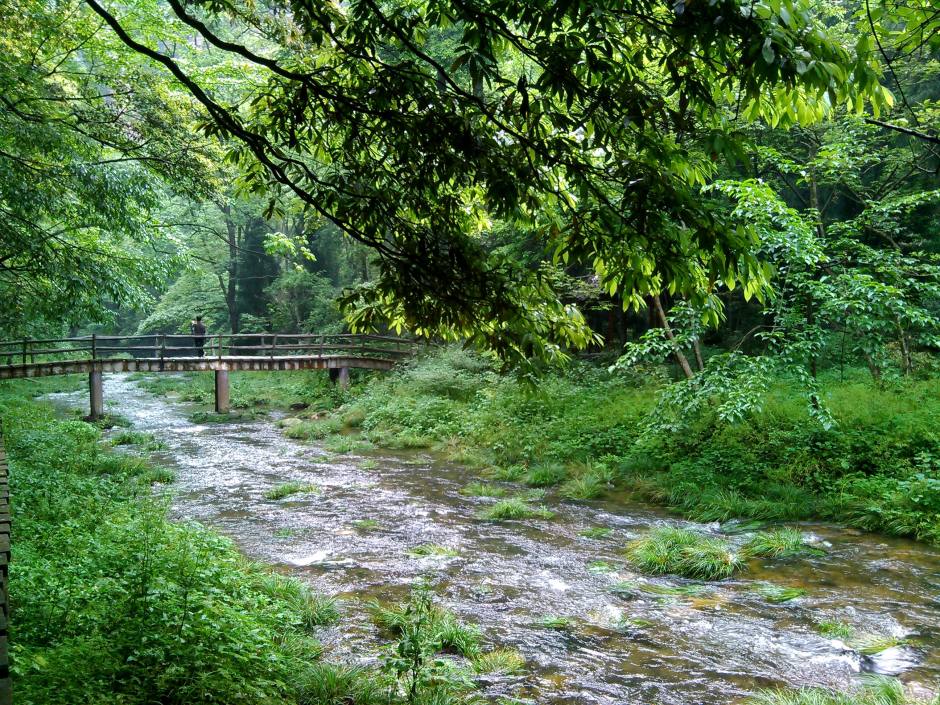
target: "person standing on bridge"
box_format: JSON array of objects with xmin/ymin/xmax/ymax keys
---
[{"xmin": 190, "ymin": 316, "xmax": 207, "ymax": 358}]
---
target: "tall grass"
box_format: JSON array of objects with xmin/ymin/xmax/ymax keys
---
[{"xmin": 626, "ymin": 527, "xmax": 745, "ymax": 580}]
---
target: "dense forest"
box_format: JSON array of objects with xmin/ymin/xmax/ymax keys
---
[{"xmin": 1, "ymin": 0, "xmax": 939, "ymax": 704}]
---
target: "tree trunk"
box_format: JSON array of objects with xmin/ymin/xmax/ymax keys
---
[{"xmin": 652, "ymin": 294, "xmax": 695, "ymax": 380}]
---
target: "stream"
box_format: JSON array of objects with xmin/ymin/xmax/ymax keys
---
[{"xmin": 48, "ymin": 373, "xmax": 939, "ymax": 704}]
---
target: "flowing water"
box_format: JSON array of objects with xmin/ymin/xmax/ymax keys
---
[{"xmin": 49, "ymin": 374, "xmax": 939, "ymax": 704}]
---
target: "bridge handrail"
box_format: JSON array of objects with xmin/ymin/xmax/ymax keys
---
[{"xmin": 0, "ymin": 332, "xmax": 417, "ymax": 366}]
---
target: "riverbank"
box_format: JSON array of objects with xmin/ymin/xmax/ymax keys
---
[
  {"xmin": 138, "ymin": 347, "xmax": 940, "ymax": 546},
  {"xmin": 3, "ymin": 372, "xmax": 937, "ymax": 704},
  {"xmin": 0, "ymin": 379, "xmax": 372, "ymax": 705}
]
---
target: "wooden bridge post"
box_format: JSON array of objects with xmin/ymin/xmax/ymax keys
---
[
  {"xmin": 88, "ymin": 368, "xmax": 104, "ymax": 420},
  {"xmin": 214, "ymin": 370, "xmax": 230, "ymax": 413}
]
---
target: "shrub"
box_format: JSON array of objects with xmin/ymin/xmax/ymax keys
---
[{"xmin": 626, "ymin": 527, "xmax": 745, "ymax": 580}]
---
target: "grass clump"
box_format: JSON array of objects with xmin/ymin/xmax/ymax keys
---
[
  {"xmin": 264, "ymin": 481, "xmax": 319, "ymax": 501},
  {"xmin": 1, "ymin": 384, "xmax": 334, "ymax": 705},
  {"xmin": 523, "ymin": 462, "xmax": 568, "ymax": 487},
  {"xmin": 580, "ymin": 526, "xmax": 613, "ymax": 539},
  {"xmin": 746, "ymin": 675, "xmax": 933, "ymax": 705},
  {"xmin": 533, "ymin": 615, "xmax": 572, "ymax": 630},
  {"xmin": 817, "ymin": 620, "xmax": 854, "ymax": 639},
  {"xmin": 471, "ymin": 648, "xmax": 526, "ymax": 675},
  {"xmin": 254, "ymin": 572, "xmax": 340, "ymax": 628},
  {"xmin": 323, "ymin": 435, "xmax": 374, "ymax": 454},
  {"xmin": 136, "ymin": 467, "xmax": 176, "ymax": 485},
  {"xmin": 460, "ymin": 482, "xmax": 506, "ymax": 498},
  {"xmin": 609, "ymin": 580, "xmax": 709, "ymax": 598},
  {"xmin": 369, "ymin": 598, "xmax": 481, "ymax": 658},
  {"xmin": 587, "ymin": 560, "xmax": 618, "ymax": 574},
  {"xmin": 111, "ymin": 430, "xmax": 166, "ymax": 450},
  {"xmin": 751, "ymin": 582, "xmax": 808, "ymax": 603},
  {"xmin": 353, "ymin": 519, "xmax": 381, "ymax": 531},
  {"xmin": 479, "ymin": 498, "xmax": 554, "ymax": 521},
  {"xmin": 559, "ymin": 474, "xmax": 606, "ymax": 500},
  {"xmin": 850, "ymin": 634, "xmax": 907, "ymax": 655},
  {"xmin": 742, "ymin": 528, "xmax": 826, "ymax": 559},
  {"xmin": 488, "ymin": 465, "xmax": 527, "ymax": 481},
  {"xmin": 407, "ymin": 544, "xmax": 459, "ymax": 558},
  {"xmin": 626, "ymin": 526, "xmax": 744, "ymax": 580},
  {"xmin": 294, "ymin": 662, "xmax": 391, "ymax": 705},
  {"xmin": 359, "ymin": 459, "xmax": 380, "ymax": 470},
  {"xmin": 283, "ymin": 417, "xmax": 342, "ymax": 440}
]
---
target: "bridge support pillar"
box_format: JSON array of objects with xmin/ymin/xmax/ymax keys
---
[
  {"xmin": 329, "ymin": 367, "xmax": 350, "ymax": 390},
  {"xmin": 214, "ymin": 370, "xmax": 230, "ymax": 413},
  {"xmin": 88, "ymin": 370, "xmax": 104, "ymax": 421}
]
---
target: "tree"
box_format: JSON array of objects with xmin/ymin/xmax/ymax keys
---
[
  {"xmin": 0, "ymin": 0, "xmax": 213, "ymax": 336},
  {"xmin": 84, "ymin": 0, "xmax": 891, "ymax": 365}
]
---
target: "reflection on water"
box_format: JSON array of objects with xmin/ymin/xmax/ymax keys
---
[{"xmin": 47, "ymin": 374, "xmax": 940, "ymax": 704}]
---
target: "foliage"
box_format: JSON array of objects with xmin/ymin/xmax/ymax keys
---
[
  {"xmin": 407, "ymin": 545, "xmax": 459, "ymax": 559},
  {"xmin": 478, "ymin": 498, "xmax": 554, "ymax": 521},
  {"xmin": 264, "ymin": 482, "xmax": 319, "ymax": 501},
  {"xmin": 1, "ymin": 385, "xmax": 333, "ymax": 704},
  {"xmin": 625, "ymin": 527, "xmax": 745, "ymax": 580},
  {"xmin": 751, "ymin": 582, "xmax": 808, "ymax": 603},
  {"xmin": 747, "ymin": 676, "xmax": 937, "ymax": 705},
  {"xmin": 84, "ymin": 0, "xmax": 894, "ymax": 365},
  {"xmin": 470, "ymin": 649, "xmax": 525, "ymax": 675},
  {"xmin": 742, "ymin": 529, "xmax": 826, "ymax": 559}
]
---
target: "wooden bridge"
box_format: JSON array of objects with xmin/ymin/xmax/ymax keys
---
[{"xmin": 0, "ymin": 333, "xmax": 414, "ymax": 418}]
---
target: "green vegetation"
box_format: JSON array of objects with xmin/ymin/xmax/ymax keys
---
[
  {"xmin": 816, "ymin": 621, "xmax": 854, "ymax": 640},
  {"xmin": 559, "ymin": 474, "xmax": 606, "ymax": 501},
  {"xmin": 369, "ymin": 596, "xmax": 482, "ymax": 659},
  {"xmin": 470, "ymin": 649, "xmax": 526, "ymax": 675},
  {"xmin": 264, "ymin": 482, "xmax": 319, "ymax": 501},
  {"xmin": 533, "ymin": 616, "xmax": 572, "ymax": 630},
  {"xmin": 747, "ymin": 676, "xmax": 936, "ymax": 705},
  {"xmin": 742, "ymin": 529, "xmax": 826, "ymax": 559},
  {"xmin": 751, "ymin": 583, "xmax": 808, "ymax": 604},
  {"xmin": 478, "ymin": 498, "xmax": 554, "ymax": 521},
  {"xmin": 523, "ymin": 462, "xmax": 568, "ymax": 488},
  {"xmin": 850, "ymin": 635, "xmax": 907, "ymax": 656},
  {"xmin": 609, "ymin": 580, "xmax": 710, "ymax": 598},
  {"xmin": 334, "ymin": 350, "xmax": 940, "ymax": 546},
  {"xmin": 580, "ymin": 527, "xmax": 613, "ymax": 540},
  {"xmin": 459, "ymin": 482, "xmax": 506, "ymax": 498},
  {"xmin": 3, "ymin": 384, "xmax": 331, "ymax": 704},
  {"xmin": 110, "ymin": 430, "xmax": 167, "ymax": 451},
  {"xmin": 407, "ymin": 544, "xmax": 459, "ymax": 559},
  {"xmin": 353, "ymin": 519, "xmax": 382, "ymax": 532},
  {"xmin": 626, "ymin": 527, "xmax": 744, "ymax": 581}
]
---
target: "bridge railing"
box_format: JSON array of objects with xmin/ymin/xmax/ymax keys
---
[{"xmin": 0, "ymin": 333, "xmax": 416, "ymax": 367}]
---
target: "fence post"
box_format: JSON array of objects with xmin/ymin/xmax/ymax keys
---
[
  {"xmin": 20, "ymin": 341, "xmax": 26, "ymax": 366},
  {"xmin": 91, "ymin": 333, "xmax": 97, "ymax": 361},
  {"xmin": 153, "ymin": 335, "xmax": 159, "ymax": 359},
  {"xmin": 159, "ymin": 334, "xmax": 166, "ymax": 370},
  {"xmin": 271, "ymin": 334, "xmax": 277, "ymax": 360}
]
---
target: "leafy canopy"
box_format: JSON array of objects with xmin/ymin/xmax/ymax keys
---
[{"xmin": 84, "ymin": 0, "xmax": 892, "ymax": 363}]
